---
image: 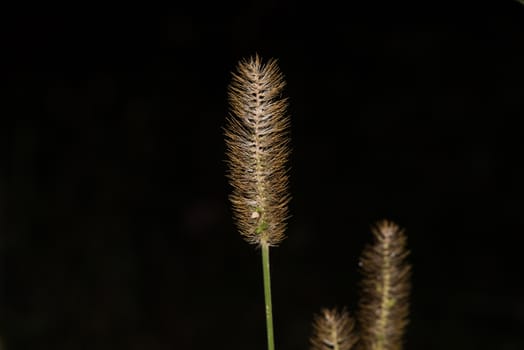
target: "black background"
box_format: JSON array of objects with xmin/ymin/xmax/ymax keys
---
[{"xmin": 3, "ymin": 1, "xmax": 524, "ymax": 349}]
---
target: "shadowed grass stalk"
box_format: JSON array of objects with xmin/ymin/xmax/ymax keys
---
[
  {"xmin": 310, "ymin": 308, "xmax": 358, "ymax": 350},
  {"xmin": 224, "ymin": 55, "xmax": 291, "ymax": 350},
  {"xmin": 357, "ymin": 220, "xmax": 411, "ymax": 350}
]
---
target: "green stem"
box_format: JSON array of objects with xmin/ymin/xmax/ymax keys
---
[{"xmin": 261, "ymin": 242, "xmax": 275, "ymax": 350}]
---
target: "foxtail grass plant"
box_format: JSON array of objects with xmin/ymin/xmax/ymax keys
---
[
  {"xmin": 357, "ymin": 220, "xmax": 411, "ymax": 350},
  {"xmin": 224, "ymin": 55, "xmax": 291, "ymax": 350},
  {"xmin": 224, "ymin": 55, "xmax": 411, "ymax": 350}
]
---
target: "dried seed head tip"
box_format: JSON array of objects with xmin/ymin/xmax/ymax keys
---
[{"xmin": 310, "ymin": 308, "xmax": 358, "ymax": 350}]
